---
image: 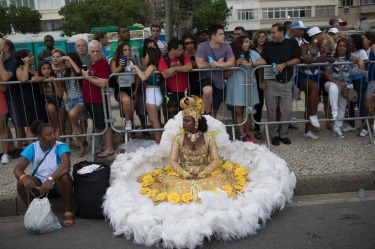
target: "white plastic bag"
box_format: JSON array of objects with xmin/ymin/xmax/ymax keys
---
[{"xmin": 24, "ymin": 196, "xmax": 61, "ymax": 233}]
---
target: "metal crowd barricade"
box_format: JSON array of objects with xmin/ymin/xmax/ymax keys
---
[
  {"xmin": 106, "ymin": 67, "xmax": 249, "ymax": 142},
  {"xmin": 250, "ymin": 61, "xmax": 375, "ymax": 148},
  {"xmin": 0, "ymin": 76, "xmax": 111, "ymax": 161}
]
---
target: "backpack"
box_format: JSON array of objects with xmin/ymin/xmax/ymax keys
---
[{"xmin": 163, "ymin": 53, "xmax": 184, "ymax": 68}]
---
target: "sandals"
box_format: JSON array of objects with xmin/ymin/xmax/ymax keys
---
[
  {"xmin": 63, "ymin": 212, "xmax": 75, "ymax": 227},
  {"xmin": 96, "ymin": 151, "xmax": 115, "ymax": 158},
  {"xmin": 254, "ymin": 131, "xmax": 263, "ymax": 140}
]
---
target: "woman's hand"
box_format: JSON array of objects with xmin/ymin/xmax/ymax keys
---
[
  {"xmin": 82, "ymin": 69, "xmax": 89, "ymax": 79},
  {"xmin": 39, "ymin": 179, "xmax": 54, "ymax": 194},
  {"xmin": 186, "ymin": 173, "xmax": 198, "ymax": 180},
  {"xmin": 340, "ymin": 82, "xmax": 347, "ymax": 88},
  {"xmin": 22, "ymin": 56, "xmax": 32, "ymax": 66}
]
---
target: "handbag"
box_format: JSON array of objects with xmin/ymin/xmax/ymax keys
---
[
  {"xmin": 338, "ymin": 64, "xmax": 358, "ymax": 102},
  {"xmin": 24, "ymin": 192, "xmax": 61, "ymax": 233}
]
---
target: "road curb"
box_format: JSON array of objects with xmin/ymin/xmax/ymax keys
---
[{"xmin": 1, "ymin": 171, "xmax": 374, "ymax": 217}]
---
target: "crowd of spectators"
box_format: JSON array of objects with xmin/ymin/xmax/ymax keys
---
[{"xmin": 1, "ymin": 20, "xmax": 375, "ymax": 163}]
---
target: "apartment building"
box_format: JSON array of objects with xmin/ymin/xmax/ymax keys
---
[{"xmin": 0, "ymin": 0, "xmax": 83, "ymax": 31}]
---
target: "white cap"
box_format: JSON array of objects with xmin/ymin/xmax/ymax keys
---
[
  {"xmin": 328, "ymin": 27, "xmax": 339, "ymax": 34},
  {"xmin": 307, "ymin": 27, "xmax": 323, "ymax": 37},
  {"xmin": 291, "ymin": 21, "xmax": 308, "ymax": 29}
]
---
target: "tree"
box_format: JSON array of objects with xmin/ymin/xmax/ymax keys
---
[
  {"xmin": 7, "ymin": 5, "xmax": 42, "ymax": 34},
  {"xmin": 59, "ymin": 0, "xmax": 152, "ymax": 36},
  {"xmin": 192, "ymin": 0, "xmax": 231, "ymax": 31},
  {"xmin": 0, "ymin": 6, "xmax": 10, "ymax": 37},
  {"xmin": 178, "ymin": 0, "xmax": 193, "ymax": 38}
]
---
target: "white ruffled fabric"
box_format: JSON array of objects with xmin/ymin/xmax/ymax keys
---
[{"xmin": 103, "ymin": 112, "xmax": 296, "ymax": 249}]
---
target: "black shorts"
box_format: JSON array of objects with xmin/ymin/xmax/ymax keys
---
[
  {"xmin": 45, "ymin": 96, "xmax": 64, "ymax": 108},
  {"xmin": 200, "ymin": 78, "xmax": 224, "ymax": 111},
  {"xmin": 85, "ymin": 103, "xmax": 107, "ymax": 130},
  {"xmin": 166, "ymin": 91, "xmax": 185, "ymax": 110},
  {"xmin": 114, "ymin": 84, "xmax": 136, "ymax": 100}
]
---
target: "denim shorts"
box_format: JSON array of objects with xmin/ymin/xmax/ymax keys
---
[
  {"xmin": 65, "ymin": 97, "xmax": 85, "ymax": 112},
  {"xmin": 45, "ymin": 96, "xmax": 64, "ymax": 108}
]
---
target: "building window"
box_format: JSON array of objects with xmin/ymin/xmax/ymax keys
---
[
  {"xmin": 315, "ymin": 5, "xmax": 335, "ymax": 17},
  {"xmin": 0, "ymin": 0, "xmax": 7, "ymax": 7},
  {"xmin": 37, "ymin": 0, "xmax": 63, "ymax": 10},
  {"xmin": 41, "ymin": 19, "xmax": 63, "ymax": 31},
  {"xmin": 237, "ymin": 9, "xmax": 258, "ymax": 20},
  {"xmin": 65, "ymin": 0, "xmax": 85, "ymax": 4},
  {"xmin": 362, "ymin": 0, "xmax": 375, "ymax": 5},
  {"xmin": 340, "ymin": 0, "xmax": 353, "ymax": 6},
  {"xmin": 9, "ymin": 0, "xmax": 35, "ymax": 9},
  {"xmin": 262, "ymin": 7, "xmax": 311, "ymax": 19}
]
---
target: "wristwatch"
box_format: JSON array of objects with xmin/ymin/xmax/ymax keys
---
[{"xmin": 47, "ymin": 176, "xmax": 54, "ymax": 182}]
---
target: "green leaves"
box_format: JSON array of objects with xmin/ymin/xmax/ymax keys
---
[
  {"xmin": 59, "ymin": 0, "xmax": 151, "ymax": 36},
  {"xmin": 0, "ymin": 5, "xmax": 42, "ymax": 36},
  {"xmin": 192, "ymin": 0, "xmax": 231, "ymax": 31}
]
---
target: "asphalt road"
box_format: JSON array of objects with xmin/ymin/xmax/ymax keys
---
[{"xmin": 1, "ymin": 192, "xmax": 374, "ymax": 249}]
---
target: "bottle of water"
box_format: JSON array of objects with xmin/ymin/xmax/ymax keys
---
[
  {"xmin": 358, "ymin": 188, "xmax": 366, "ymax": 198},
  {"xmin": 271, "ymin": 63, "xmax": 279, "ymax": 75}
]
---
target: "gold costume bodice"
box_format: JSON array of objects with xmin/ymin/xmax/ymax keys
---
[{"xmin": 170, "ymin": 133, "xmax": 220, "ymax": 178}]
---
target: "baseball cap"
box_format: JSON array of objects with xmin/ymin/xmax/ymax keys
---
[
  {"xmin": 328, "ymin": 27, "xmax": 339, "ymax": 34},
  {"xmin": 291, "ymin": 21, "xmax": 308, "ymax": 29},
  {"xmin": 307, "ymin": 27, "xmax": 323, "ymax": 37}
]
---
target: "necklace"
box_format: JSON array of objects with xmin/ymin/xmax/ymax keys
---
[{"xmin": 186, "ymin": 131, "xmax": 201, "ymax": 142}]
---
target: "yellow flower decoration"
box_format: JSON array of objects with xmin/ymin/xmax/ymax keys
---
[
  {"xmin": 222, "ymin": 185, "xmax": 233, "ymax": 196},
  {"xmin": 234, "ymin": 167, "xmax": 247, "ymax": 177},
  {"xmin": 152, "ymin": 168, "xmax": 163, "ymax": 176},
  {"xmin": 234, "ymin": 175, "xmax": 245, "ymax": 181},
  {"xmin": 222, "ymin": 161, "xmax": 233, "ymax": 171},
  {"xmin": 211, "ymin": 169, "xmax": 223, "ymax": 175},
  {"xmin": 234, "ymin": 163, "xmax": 241, "ymax": 169},
  {"xmin": 139, "ymin": 187, "xmax": 151, "ymax": 194},
  {"xmin": 181, "ymin": 193, "xmax": 193, "ymax": 203},
  {"xmin": 146, "ymin": 189, "xmax": 158, "ymax": 197},
  {"xmin": 164, "ymin": 165, "xmax": 173, "ymax": 171},
  {"xmin": 142, "ymin": 174, "xmax": 154, "ymax": 183},
  {"xmin": 237, "ymin": 179, "xmax": 248, "ymax": 187},
  {"xmin": 141, "ymin": 181, "xmax": 153, "ymax": 187},
  {"xmin": 212, "ymin": 189, "xmax": 218, "ymax": 193},
  {"xmin": 234, "ymin": 185, "xmax": 244, "ymax": 192},
  {"xmin": 167, "ymin": 171, "xmax": 180, "ymax": 177},
  {"xmin": 168, "ymin": 193, "xmax": 180, "ymax": 204},
  {"xmin": 207, "ymin": 157, "xmax": 211, "ymax": 163},
  {"xmin": 155, "ymin": 192, "xmax": 167, "ymax": 201}
]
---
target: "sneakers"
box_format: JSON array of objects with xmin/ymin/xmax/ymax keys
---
[
  {"xmin": 333, "ymin": 131, "xmax": 345, "ymax": 139},
  {"xmin": 304, "ymin": 131, "xmax": 319, "ymax": 140},
  {"xmin": 241, "ymin": 134, "xmax": 254, "ymax": 143},
  {"xmin": 279, "ymin": 137, "xmax": 291, "ymax": 145},
  {"xmin": 125, "ymin": 120, "xmax": 132, "ymax": 131},
  {"xmin": 332, "ymin": 113, "xmax": 338, "ymax": 120},
  {"xmin": 342, "ymin": 126, "xmax": 356, "ymax": 132},
  {"xmin": 1, "ymin": 154, "xmax": 9, "ymax": 164},
  {"xmin": 359, "ymin": 129, "xmax": 369, "ymax": 137},
  {"xmin": 309, "ymin": 115, "xmax": 320, "ymax": 128}
]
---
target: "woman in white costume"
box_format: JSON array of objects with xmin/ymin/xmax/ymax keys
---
[{"xmin": 103, "ymin": 93, "xmax": 296, "ymax": 248}]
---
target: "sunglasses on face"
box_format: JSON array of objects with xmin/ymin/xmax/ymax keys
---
[{"xmin": 184, "ymin": 41, "xmax": 194, "ymax": 45}]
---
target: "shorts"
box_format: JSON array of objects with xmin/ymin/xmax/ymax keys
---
[
  {"xmin": 0, "ymin": 92, "xmax": 8, "ymax": 115},
  {"xmin": 85, "ymin": 103, "xmax": 107, "ymax": 130},
  {"xmin": 200, "ymin": 78, "xmax": 224, "ymax": 111},
  {"xmin": 365, "ymin": 80, "xmax": 375, "ymax": 99},
  {"xmin": 165, "ymin": 91, "xmax": 185, "ymax": 110},
  {"xmin": 45, "ymin": 96, "xmax": 64, "ymax": 108},
  {"xmin": 146, "ymin": 87, "xmax": 163, "ymax": 107},
  {"xmin": 65, "ymin": 97, "xmax": 85, "ymax": 112},
  {"xmin": 297, "ymin": 72, "xmax": 320, "ymax": 88},
  {"xmin": 114, "ymin": 84, "xmax": 136, "ymax": 100}
]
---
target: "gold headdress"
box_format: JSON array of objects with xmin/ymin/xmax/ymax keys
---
[{"xmin": 180, "ymin": 90, "xmax": 205, "ymax": 129}]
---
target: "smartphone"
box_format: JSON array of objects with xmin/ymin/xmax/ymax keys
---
[
  {"xmin": 82, "ymin": 65, "xmax": 87, "ymax": 71},
  {"xmin": 326, "ymin": 52, "xmax": 332, "ymax": 56}
]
